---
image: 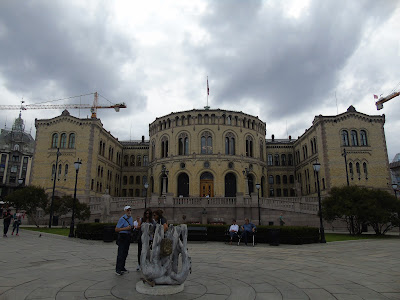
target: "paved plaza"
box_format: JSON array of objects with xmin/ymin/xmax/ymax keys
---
[{"xmin": 0, "ymin": 228, "xmax": 399, "ymax": 300}]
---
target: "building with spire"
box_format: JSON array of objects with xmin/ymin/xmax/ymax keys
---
[{"xmin": 0, "ymin": 113, "xmax": 35, "ymax": 198}]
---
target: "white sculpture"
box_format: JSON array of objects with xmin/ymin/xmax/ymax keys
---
[{"xmin": 140, "ymin": 223, "xmax": 191, "ymax": 285}]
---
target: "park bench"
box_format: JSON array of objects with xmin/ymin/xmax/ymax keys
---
[{"xmin": 187, "ymin": 226, "xmax": 207, "ymax": 241}]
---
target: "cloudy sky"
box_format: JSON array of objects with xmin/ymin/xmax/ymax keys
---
[{"xmin": 0, "ymin": 0, "xmax": 399, "ymax": 160}]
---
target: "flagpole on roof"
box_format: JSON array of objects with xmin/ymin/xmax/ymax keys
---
[{"xmin": 204, "ymin": 76, "xmax": 210, "ymax": 110}]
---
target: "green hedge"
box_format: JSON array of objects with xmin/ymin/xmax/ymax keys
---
[
  {"xmin": 76, "ymin": 223, "xmax": 320, "ymax": 245},
  {"xmin": 76, "ymin": 223, "xmax": 117, "ymax": 240}
]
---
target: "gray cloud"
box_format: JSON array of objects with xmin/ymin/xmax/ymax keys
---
[
  {"xmin": 0, "ymin": 1, "xmax": 145, "ymax": 113},
  {"xmin": 186, "ymin": 0, "xmax": 398, "ymax": 122}
]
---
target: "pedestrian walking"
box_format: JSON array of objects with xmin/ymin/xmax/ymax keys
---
[
  {"xmin": 12, "ymin": 210, "xmax": 22, "ymax": 236},
  {"xmin": 3, "ymin": 209, "xmax": 12, "ymax": 237},
  {"xmin": 279, "ymin": 212, "xmax": 285, "ymax": 226},
  {"xmin": 115, "ymin": 206, "xmax": 133, "ymax": 276}
]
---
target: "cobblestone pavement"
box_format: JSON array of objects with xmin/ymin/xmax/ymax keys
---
[{"xmin": 0, "ymin": 228, "xmax": 399, "ymax": 300}]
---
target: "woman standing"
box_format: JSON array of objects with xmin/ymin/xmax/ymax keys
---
[
  {"xmin": 137, "ymin": 208, "xmax": 154, "ymax": 271},
  {"xmin": 153, "ymin": 209, "xmax": 168, "ymax": 232}
]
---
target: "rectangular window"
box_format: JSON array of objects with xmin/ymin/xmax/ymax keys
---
[
  {"xmin": 11, "ymin": 165, "xmax": 17, "ymax": 173},
  {"xmin": 143, "ymin": 156, "xmax": 149, "ymax": 166},
  {"xmin": 267, "ymin": 154, "xmax": 273, "ymax": 166}
]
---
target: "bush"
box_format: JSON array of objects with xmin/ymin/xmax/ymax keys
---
[
  {"xmin": 76, "ymin": 223, "xmax": 117, "ymax": 240},
  {"xmin": 76, "ymin": 222, "xmax": 320, "ymax": 245}
]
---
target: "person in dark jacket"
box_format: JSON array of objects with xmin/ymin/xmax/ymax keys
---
[{"xmin": 3, "ymin": 209, "xmax": 12, "ymax": 237}]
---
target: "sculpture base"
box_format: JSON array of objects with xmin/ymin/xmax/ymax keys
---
[{"xmin": 136, "ymin": 281, "xmax": 184, "ymax": 295}]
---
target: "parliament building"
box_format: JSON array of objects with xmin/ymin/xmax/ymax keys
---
[{"xmin": 29, "ymin": 105, "xmax": 392, "ymax": 225}]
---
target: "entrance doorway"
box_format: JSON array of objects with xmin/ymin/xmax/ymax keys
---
[{"xmin": 200, "ymin": 172, "xmax": 214, "ymax": 197}]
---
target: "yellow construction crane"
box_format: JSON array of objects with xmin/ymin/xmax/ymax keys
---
[
  {"xmin": 375, "ymin": 83, "xmax": 400, "ymax": 110},
  {"xmin": 0, "ymin": 92, "xmax": 127, "ymax": 118}
]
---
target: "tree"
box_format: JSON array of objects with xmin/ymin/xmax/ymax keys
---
[
  {"xmin": 46, "ymin": 195, "xmax": 91, "ymax": 222},
  {"xmin": 322, "ymin": 186, "xmax": 400, "ymax": 235},
  {"xmin": 363, "ymin": 189, "xmax": 400, "ymax": 235},
  {"xmin": 5, "ymin": 186, "xmax": 48, "ymax": 227}
]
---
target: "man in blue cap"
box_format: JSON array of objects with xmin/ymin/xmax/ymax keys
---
[{"xmin": 115, "ymin": 206, "xmax": 133, "ymax": 275}]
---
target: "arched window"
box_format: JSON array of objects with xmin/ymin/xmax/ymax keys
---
[
  {"xmin": 64, "ymin": 164, "xmax": 68, "ymax": 177},
  {"xmin": 363, "ymin": 162, "xmax": 368, "ymax": 179},
  {"xmin": 356, "ymin": 162, "xmax": 361, "ymax": 179},
  {"xmin": 178, "ymin": 133, "xmax": 189, "ymax": 155},
  {"xmin": 178, "ymin": 173, "xmax": 190, "ymax": 197},
  {"xmin": 161, "ymin": 136, "xmax": 169, "ymax": 157},
  {"xmin": 267, "ymin": 154, "xmax": 273, "ymax": 166},
  {"xmin": 225, "ymin": 133, "xmax": 235, "ymax": 155},
  {"xmin": 342, "ymin": 130, "xmax": 349, "ymax": 146},
  {"xmin": 137, "ymin": 155, "xmax": 141, "ymax": 166},
  {"xmin": 51, "ymin": 164, "xmax": 56, "ymax": 178},
  {"xmin": 136, "ymin": 176, "xmax": 140, "ymax": 184},
  {"xmin": 130, "ymin": 155, "xmax": 135, "ymax": 166},
  {"xmin": 52, "ymin": 133, "xmax": 59, "ymax": 148},
  {"xmin": 201, "ymin": 131, "xmax": 213, "ymax": 154},
  {"xmin": 123, "ymin": 176, "xmax": 127, "ymax": 185},
  {"xmin": 151, "ymin": 141, "xmax": 156, "ymax": 161},
  {"xmin": 289, "ymin": 175, "xmax": 294, "ymax": 184},
  {"xmin": 288, "ymin": 154, "xmax": 293, "ymax": 166},
  {"xmin": 313, "ymin": 137, "xmax": 317, "ymax": 153},
  {"xmin": 349, "ymin": 162, "xmax": 353, "ymax": 179},
  {"xmin": 276, "ymin": 175, "xmax": 281, "ymax": 184},
  {"xmin": 129, "ymin": 176, "xmax": 133, "ymax": 184},
  {"xmin": 360, "ymin": 130, "xmax": 368, "ymax": 146},
  {"xmin": 60, "ymin": 133, "xmax": 67, "ymax": 148},
  {"xmin": 283, "ymin": 175, "xmax": 287, "ymax": 184},
  {"xmin": 246, "ymin": 136, "xmax": 253, "ymax": 157},
  {"xmin": 68, "ymin": 133, "xmax": 75, "ymax": 148},
  {"xmin": 310, "ymin": 140, "xmax": 314, "ymax": 154},
  {"xmin": 281, "ymin": 154, "xmax": 286, "ymax": 166},
  {"xmin": 224, "ymin": 173, "xmax": 236, "ymax": 197},
  {"xmin": 259, "ymin": 139, "xmax": 264, "ymax": 161},
  {"xmin": 124, "ymin": 155, "xmax": 128, "ymax": 166},
  {"xmin": 269, "ymin": 175, "xmax": 274, "ymax": 184},
  {"xmin": 351, "ymin": 130, "xmax": 358, "ymax": 146},
  {"xmin": 274, "ymin": 154, "xmax": 280, "ymax": 166}
]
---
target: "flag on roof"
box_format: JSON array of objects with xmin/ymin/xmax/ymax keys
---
[{"xmin": 207, "ymin": 77, "xmax": 209, "ymax": 95}]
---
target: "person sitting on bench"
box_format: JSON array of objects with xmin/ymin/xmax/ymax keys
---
[
  {"xmin": 228, "ymin": 219, "xmax": 239, "ymax": 245},
  {"xmin": 241, "ymin": 218, "xmax": 256, "ymax": 246}
]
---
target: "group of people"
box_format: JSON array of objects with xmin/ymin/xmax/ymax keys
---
[
  {"xmin": 114, "ymin": 206, "xmax": 168, "ymax": 276},
  {"xmin": 228, "ymin": 218, "xmax": 257, "ymax": 245},
  {"xmin": 3, "ymin": 208, "xmax": 23, "ymax": 237}
]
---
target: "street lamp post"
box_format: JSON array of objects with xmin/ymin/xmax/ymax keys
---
[
  {"xmin": 69, "ymin": 159, "xmax": 82, "ymax": 238},
  {"xmin": 342, "ymin": 149, "xmax": 350, "ymax": 186},
  {"xmin": 313, "ymin": 162, "xmax": 326, "ymax": 243},
  {"xmin": 144, "ymin": 182, "xmax": 149, "ymax": 209},
  {"xmin": 255, "ymin": 183, "xmax": 261, "ymax": 225},
  {"xmin": 242, "ymin": 168, "xmax": 250, "ymax": 195},
  {"xmin": 49, "ymin": 148, "xmax": 61, "ymax": 228}
]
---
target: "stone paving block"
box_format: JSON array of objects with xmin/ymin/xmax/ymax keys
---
[
  {"xmin": 303, "ymin": 288, "xmax": 337, "ymax": 300},
  {"xmin": 333, "ymin": 294, "xmax": 364, "ymax": 300},
  {"xmin": 55, "ymin": 291, "xmax": 87, "ymax": 300},
  {"xmin": 250, "ymin": 283, "xmax": 277, "ymax": 293},
  {"xmin": 255, "ymin": 292, "xmax": 282, "ymax": 300},
  {"xmin": 85, "ymin": 289, "xmax": 114, "ymax": 298},
  {"xmin": 382, "ymin": 292, "xmax": 400, "ymax": 300},
  {"xmin": 205, "ymin": 283, "xmax": 230, "ymax": 295}
]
